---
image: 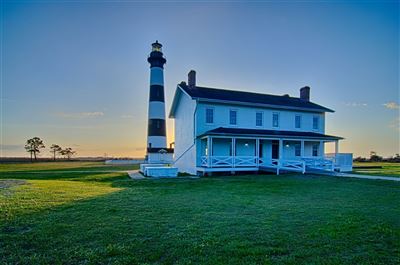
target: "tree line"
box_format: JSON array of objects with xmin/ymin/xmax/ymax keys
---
[
  {"xmin": 354, "ymin": 151, "xmax": 400, "ymax": 163},
  {"xmin": 24, "ymin": 137, "xmax": 77, "ymax": 162}
]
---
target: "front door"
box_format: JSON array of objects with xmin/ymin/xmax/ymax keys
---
[{"xmin": 272, "ymin": 140, "xmax": 279, "ymax": 159}]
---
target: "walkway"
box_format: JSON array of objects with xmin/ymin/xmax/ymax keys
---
[
  {"xmin": 335, "ymin": 172, "xmax": 400, "ymax": 182},
  {"xmin": 127, "ymin": 170, "xmax": 145, "ymax": 180}
]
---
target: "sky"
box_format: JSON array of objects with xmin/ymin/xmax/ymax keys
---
[{"xmin": 1, "ymin": 0, "xmax": 399, "ymax": 158}]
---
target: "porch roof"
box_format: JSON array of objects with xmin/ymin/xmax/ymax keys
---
[{"xmin": 199, "ymin": 127, "xmax": 343, "ymax": 140}]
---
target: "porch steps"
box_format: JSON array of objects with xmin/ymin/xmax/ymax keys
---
[
  {"xmin": 259, "ymin": 165, "xmax": 304, "ymax": 175},
  {"xmin": 259, "ymin": 166, "xmax": 278, "ymax": 174},
  {"xmin": 305, "ymin": 167, "xmax": 338, "ymax": 175}
]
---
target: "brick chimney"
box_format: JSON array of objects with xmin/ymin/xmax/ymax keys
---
[
  {"xmin": 300, "ymin": 86, "xmax": 310, "ymax": 101},
  {"xmin": 188, "ymin": 70, "xmax": 196, "ymax": 88}
]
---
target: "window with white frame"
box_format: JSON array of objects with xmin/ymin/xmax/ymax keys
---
[
  {"xmin": 312, "ymin": 144, "xmax": 319, "ymax": 156},
  {"xmin": 229, "ymin": 110, "xmax": 237, "ymax": 125},
  {"xmin": 313, "ymin": 116, "xmax": 319, "ymax": 130},
  {"xmin": 206, "ymin": 108, "xmax": 214, "ymax": 124},
  {"xmin": 295, "ymin": 144, "xmax": 301, "ymax": 157},
  {"xmin": 295, "ymin": 115, "xmax": 301, "ymax": 129},
  {"xmin": 272, "ymin": 112, "xmax": 279, "ymax": 127},
  {"xmin": 256, "ymin": 112, "xmax": 263, "ymax": 126}
]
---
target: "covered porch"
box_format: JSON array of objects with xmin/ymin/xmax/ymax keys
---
[{"xmin": 197, "ymin": 128, "xmax": 352, "ymax": 175}]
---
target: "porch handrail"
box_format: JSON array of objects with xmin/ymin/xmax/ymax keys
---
[
  {"xmin": 280, "ymin": 159, "xmax": 306, "ymax": 173},
  {"xmin": 201, "ymin": 156, "xmax": 305, "ymax": 173},
  {"xmin": 211, "ymin": 156, "xmax": 234, "ymax": 167},
  {"xmin": 200, "ymin": 155, "xmax": 258, "ymax": 168},
  {"xmin": 258, "ymin": 158, "xmax": 305, "ymax": 173},
  {"xmin": 302, "ymin": 157, "xmax": 334, "ymax": 171},
  {"xmin": 234, "ymin": 156, "xmax": 257, "ymax": 167}
]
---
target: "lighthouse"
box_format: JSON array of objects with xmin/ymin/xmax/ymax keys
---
[{"xmin": 146, "ymin": 41, "xmax": 173, "ymax": 163}]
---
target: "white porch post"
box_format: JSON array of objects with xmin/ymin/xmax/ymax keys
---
[
  {"xmin": 278, "ymin": 139, "xmax": 283, "ymax": 175},
  {"xmin": 301, "ymin": 140, "xmax": 305, "ymax": 157},
  {"xmin": 206, "ymin": 136, "xmax": 212, "ymax": 167},
  {"xmin": 206, "ymin": 136, "xmax": 210, "ymax": 167},
  {"xmin": 256, "ymin": 138, "xmax": 260, "ymax": 166},
  {"xmin": 231, "ymin": 137, "xmax": 236, "ymax": 167},
  {"xmin": 232, "ymin": 137, "xmax": 236, "ymax": 168},
  {"xmin": 319, "ymin": 140, "xmax": 324, "ymax": 158},
  {"xmin": 334, "ymin": 140, "xmax": 339, "ymax": 165},
  {"xmin": 210, "ymin": 137, "xmax": 213, "ymax": 167},
  {"xmin": 335, "ymin": 140, "xmax": 339, "ymax": 155}
]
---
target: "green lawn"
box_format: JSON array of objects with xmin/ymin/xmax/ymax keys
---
[
  {"xmin": 1, "ymin": 162, "xmax": 399, "ymax": 264},
  {"xmin": 353, "ymin": 162, "xmax": 400, "ymax": 177}
]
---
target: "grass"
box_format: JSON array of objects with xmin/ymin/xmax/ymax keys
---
[
  {"xmin": 353, "ymin": 162, "xmax": 400, "ymax": 177},
  {"xmin": 1, "ymin": 162, "xmax": 399, "ymax": 264}
]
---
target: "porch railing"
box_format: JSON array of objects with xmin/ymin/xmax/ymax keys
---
[
  {"xmin": 325, "ymin": 153, "xmax": 353, "ymax": 172},
  {"xmin": 201, "ymin": 156, "xmax": 305, "ymax": 173},
  {"xmin": 210, "ymin": 156, "xmax": 233, "ymax": 167},
  {"xmin": 201, "ymin": 156, "xmax": 347, "ymax": 173},
  {"xmin": 259, "ymin": 158, "xmax": 305, "ymax": 173},
  {"xmin": 235, "ymin": 156, "xmax": 257, "ymax": 167},
  {"xmin": 201, "ymin": 156, "xmax": 257, "ymax": 168},
  {"xmin": 280, "ymin": 159, "xmax": 306, "ymax": 173},
  {"xmin": 302, "ymin": 157, "xmax": 335, "ymax": 171}
]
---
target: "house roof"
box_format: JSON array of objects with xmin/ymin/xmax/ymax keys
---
[
  {"xmin": 199, "ymin": 127, "xmax": 343, "ymax": 140},
  {"xmin": 177, "ymin": 83, "xmax": 334, "ymax": 113}
]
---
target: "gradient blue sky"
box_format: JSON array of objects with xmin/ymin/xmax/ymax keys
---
[{"xmin": 1, "ymin": 1, "xmax": 399, "ymax": 158}]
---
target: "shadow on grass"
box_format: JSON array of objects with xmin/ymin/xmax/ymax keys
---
[
  {"xmin": 0, "ymin": 167, "xmax": 133, "ymax": 182},
  {"xmin": 0, "ymin": 165, "xmax": 139, "ymax": 173}
]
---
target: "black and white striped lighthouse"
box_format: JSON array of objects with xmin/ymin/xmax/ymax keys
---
[{"xmin": 146, "ymin": 41, "xmax": 167, "ymax": 158}]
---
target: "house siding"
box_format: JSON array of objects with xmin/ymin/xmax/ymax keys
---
[
  {"xmin": 173, "ymin": 92, "xmax": 197, "ymax": 175},
  {"xmin": 196, "ymin": 102, "xmax": 325, "ymax": 136}
]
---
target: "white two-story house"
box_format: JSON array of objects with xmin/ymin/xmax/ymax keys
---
[{"xmin": 169, "ymin": 70, "xmax": 352, "ymax": 176}]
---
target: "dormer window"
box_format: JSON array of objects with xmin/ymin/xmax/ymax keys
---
[
  {"xmin": 229, "ymin": 110, "xmax": 237, "ymax": 125},
  {"xmin": 313, "ymin": 116, "xmax": 319, "ymax": 130},
  {"xmin": 295, "ymin": 115, "xmax": 301, "ymax": 129},
  {"xmin": 206, "ymin": 108, "xmax": 214, "ymax": 124},
  {"xmin": 256, "ymin": 112, "xmax": 263, "ymax": 127},
  {"xmin": 272, "ymin": 112, "xmax": 280, "ymax": 127}
]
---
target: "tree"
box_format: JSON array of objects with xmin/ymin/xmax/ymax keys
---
[
  {"xmin": 369, "ymin": 151, "xmax": 382, "ymax": 162},
  {"xmin": 60, "ymin": 147, "xmax": 76, "ymax": 160},
  {"xmin": 50, "ymin": 144, "xmax": 62, "ymax": 161},
  {"xmin": 353, "ymin": 156, "xmax": 367, "ymax": 162},
  {"xmin": 24, "ymin": 137, "xmax": 45, "ymax": 162}
]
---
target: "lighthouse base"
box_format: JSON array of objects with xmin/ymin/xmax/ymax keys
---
[{"xmin": 146, "ymin": 152, "xmax": 174, "ymax": 164}]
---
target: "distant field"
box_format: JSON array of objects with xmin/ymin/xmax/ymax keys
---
[
  {"xmin": 0, "ymin": 161, "xmax": 139, "ymax": 173},
  {"xmin": 1, "ymin": 162, "xmax": 399, "ymax": 264},
  {"xmin": 353, "ymin": 162, "xmax": 400, "ymax": 177}
]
